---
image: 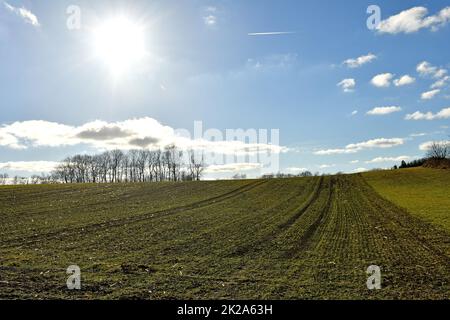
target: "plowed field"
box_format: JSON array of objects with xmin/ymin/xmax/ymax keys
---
[{"xmin": 1, "ymin": 171, "xmax": 449, "ymax": 299}]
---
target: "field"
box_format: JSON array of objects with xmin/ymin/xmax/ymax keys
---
[
  {"xmin": 363, "ymin": 168, "xmax": 450, "ymax": 233},
  {"xmin": 0, "ymin": 170, "xmax": 450, "ymax": 300}
]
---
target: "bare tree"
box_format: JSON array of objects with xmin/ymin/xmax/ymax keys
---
[
  {"xmin": 188, "ymin": 149, "xmax": 205, "ymax": 181},
  {"xmin": 128, "ymin": 150, "xmax": 139, "ymax": 182},
  {"xmin": 109, "ymin": 150, "xmax": 123, "ymax": 183},
  {"xmin": 137, "ymin": 150, "xmax": 149, "ymax": 182},
  {"xmin": 166, "ymin": 145, "xmax": 183, "ymax": 182},
  {"xmin": 0, "ymin": 173, "xmax": 9, "ymax": 185},
  {"xmin": 99, "ymin": 151, "xmax": 112, "ymax": 183},
  {"xmin": 426, "ymin": 141, "xmax": 450, "ymax": 160},
  {"xmin": 153, "ymin": 149, "xmax": 163, "ymax": 182}
]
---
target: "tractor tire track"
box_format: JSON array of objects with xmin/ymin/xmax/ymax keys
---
[
  {"xmin": 0, "ymin": 180, "xmax": 267, "ymax": 248},
  {"xmin": 230, "ymin": 176, "xmax": 324, "ymax": 256},
  {"xmin": 282, "ymin": 176, "xmax": 335, "ymax": 259}
]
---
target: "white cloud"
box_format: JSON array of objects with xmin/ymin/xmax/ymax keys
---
[
  {"xmin": 246, "ymin": 54, "xmax": 298, "ymax": 71},
  {"xmin": 0, "ymin": 161, "xmax": 59, "ymax": 173},
  {"xmin": 371, "ymin": 73, "xmax": 394, "ymax": 87},
  {"xmin": 350, "ymin": 160, "xmax": 360, "ymax": 164},
  {"xmin": 314, "ymin": 138, "xmax": 404, "ymax": 155},
  {"xmin": 203, "ymin": 6, "xmax": 217, "ymax": 26},
  {"xmin": 353, "ymin": 167, "xmax": 368, "ymax": 173},
  {"xmin": 337, "ymin": 78, "xmax": 356, "ymax": 92},
  {"xmin": 421, "ymin": 89, "xmax": 441, "ymax": 100},
  {"xmin": 318, "ymin": 164, "xmax": 335, "ymax": 169},
  {"xmin": 351, "ymin": 110, "xmax": 358, "ymax": 116},
  {"xmin": 0, "ymin": 131, "xmax": 24, "ymax": 149},
  {"xmin": 205, "ymin": 163, "xmax": 262, "ymax": 173},
  {"xmin": 286, "ymin": 167, "xmax": 309, "ymax": 173},
  {"xmin": 417, "ymin": 61, "xmax": 448, "ymax": 79},
  {"xmin": 376, "ymin": 6, "xmax": 450, "ymax": 34},
  {"xmin": 1, "ymin": 120, "xmax": 76, "ymax": 148},
  {"xmin": 314, "ymin": 148, "xmax": 357, "ymax": 155},
  {"xmin": 203, "ymin": 15, "xmax": 216, "ymax": 26},
  {"xmin": 343, "ymin": 53, "xmax": 377, "ymax": 68},
  {"xmin": 365, "ymin": 156, "xmax": 410, "ymax": 164},
  {"xmin": 0, "ymin": 118, "xmax": 288, "ymax": 155},
  {"xmin": 367, "ymin": 106, "xmax": 402, "ymax": 116},
  {"xmin": 434, "ymin": 69, "xmax": 448, "ymax": 78},
  {"xmin": 410, "ymin": 132, "xmax": 427, "ymax": 137},
  {"xmin": 431, "ymin": 76, "xmax": 450, "ymax": 89},
  {"xmin": 419, "ymin": 140, "xmax": 450, "ymax": 151},
  {"xmin": 393, "ymin": 75, "xmax": 416, "ymax": 86},
  {"xmin": 405, "ymin": 107, "xmax": 450, "ymax": 120},
  {"xmin": 4, "ymin": 2, "xmax": 40, "ymax": 27},
  {"xmin": 417, "ymin": 61, "xmax": 436, "ymax": 75},
  {"xmin": 346, "ymin": 138, "xmax": 404, "ymax": 150}
]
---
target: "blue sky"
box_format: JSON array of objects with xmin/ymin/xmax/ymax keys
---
[{"xmin": 0, "ymin": 0, "xmax": 449, "ymax": 178}]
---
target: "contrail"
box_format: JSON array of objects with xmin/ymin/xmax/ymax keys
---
[{"xmin": 248, "ymin": 31, "xmax": 296, "ymax": 36}]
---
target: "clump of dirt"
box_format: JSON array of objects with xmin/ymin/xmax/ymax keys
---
[{"xmin": 423, "ymin": 158, "xmax": 450, "ymax": 169}]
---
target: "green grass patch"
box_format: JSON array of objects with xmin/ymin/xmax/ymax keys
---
[{"xmin": 362, "ymin": 168, "xmax": 450, "ymax": 233}]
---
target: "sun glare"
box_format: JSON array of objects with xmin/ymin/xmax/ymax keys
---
[{"xmin": 92, "ymin": 16, "xmax": 146, "ymax": 76}]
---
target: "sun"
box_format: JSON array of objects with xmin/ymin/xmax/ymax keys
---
[{"xmin": 92, "ymin": 16, "xmax": 146, "ymax": 76}]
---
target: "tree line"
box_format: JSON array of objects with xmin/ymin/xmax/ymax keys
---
[
  {"xmin": 261, "ymin": 171, "xmax": 317, "ymax": 179},
  {"xmin": 1, "ymin": 141, "xmax": 448, "ymax": 185},
  {"xmin": 393, "ymin": 141, "xmax": 450, "ymax": 170},
  {"xmin": 52, "ymin": 145, "xmax": 205, "ymax": 184}
]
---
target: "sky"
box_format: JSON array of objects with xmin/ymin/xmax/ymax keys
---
[{"xmin": 0, "ymin": 0, "xmax": 450, "ymax": 178}]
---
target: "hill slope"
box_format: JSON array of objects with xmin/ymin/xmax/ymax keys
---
[
  {"xmin": 0, "ymin": 172, "xmax": 449, "ymax": 300},
  {"xmin": 362, "ymin": 168, "xmax": 450, "ymax": 233}
]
